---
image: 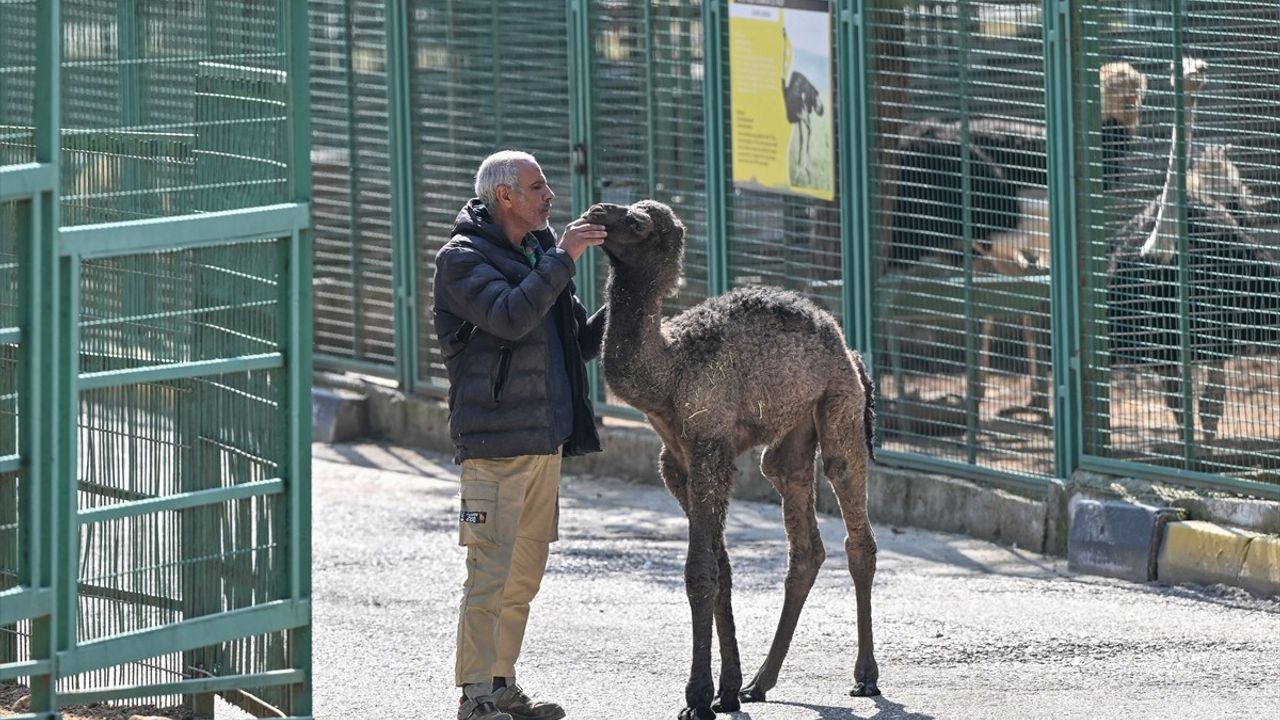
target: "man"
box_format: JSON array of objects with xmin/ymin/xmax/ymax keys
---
[{"xmin": 432, "ymin": 150, "xmax": 607, "ymax": 720}]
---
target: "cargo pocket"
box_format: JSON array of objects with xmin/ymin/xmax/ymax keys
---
[{"xmin": 458, "ymin": 481, "xmax": 499, "ymax": 547}]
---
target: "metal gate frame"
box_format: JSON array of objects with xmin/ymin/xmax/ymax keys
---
[{"xmin": 0, "ymin": 1, "xmax": 314, "ymax": 716}]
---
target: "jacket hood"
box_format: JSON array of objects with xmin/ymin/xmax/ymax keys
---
[{"xmin": 452, "ymin": 198, "xmax": 506, "ymax": 244}]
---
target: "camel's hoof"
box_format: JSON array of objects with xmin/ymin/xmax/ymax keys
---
[
  {"xmin": 739, "ymin": 685, "xmax": 767, "ymax": 704},
  {"xmin": 711, "ymin": 695, "xmax": 741, "ymax": 713},
  {"xmin": 849, "ymin": 681, "xmax": 881, "ymax": 697},
  {"xmin": 677, "ymin": 707, "xmax": 716, "ymax": 720}
]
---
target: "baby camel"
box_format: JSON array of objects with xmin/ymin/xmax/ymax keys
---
[{"xmin": 582, "ymin": 200, "xmax": 879, "ymax": 719}]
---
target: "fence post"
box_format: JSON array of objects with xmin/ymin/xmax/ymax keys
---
[
  {"xmin": 566, "ymin": 0, "xmax": 602, "ymax": 404},
  {"xmin": 285, "ymin": 0, "xmax": 314, "ymax": 714},
  {"xmin": 838, "ymin": 0, "xmax": 875, "ymax": 360},
  {"xmin": 1043, "ymin": 0, "xmax": 1083, "ymax": 477},
  {"xmin": 385, "ymin": 0, "xmax": 419, "ymax": 393},
  {"xmin": 702, "ymin": 0, "xmax": 729, "ymax": 297}
]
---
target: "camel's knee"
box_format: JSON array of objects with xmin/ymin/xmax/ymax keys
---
[{"xmin": 845, "ymin": 527, "xmax": 878, "ymax": 577}]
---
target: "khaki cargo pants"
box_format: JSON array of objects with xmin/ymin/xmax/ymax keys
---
[{"xmin": 455, "ymin": 451, "xmax": 561, "ymax": 686}]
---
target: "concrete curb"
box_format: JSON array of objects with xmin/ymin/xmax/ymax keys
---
[
  {"xmin": 1067, "ymin": 498, "xmax": 1184, "ymax": 583},
  {"xmin": 1156, "ymin": 520, "xmax": 1266, "ymax": 593}
]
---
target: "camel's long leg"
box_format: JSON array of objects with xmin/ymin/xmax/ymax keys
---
[
  {"xmin": 739, "ymin": 421, "xmax": 822, "ymax": 704},
  {"xmin": 816, "ymin": 383, "xmax": 879, "ymax": 697},
  {"xmin": 710, "ymin": 534, "xmax": 742, "ymax": 713},
  {"xmin": 679, "ymin": 440, "xmax": 735, "ymax": 720}
]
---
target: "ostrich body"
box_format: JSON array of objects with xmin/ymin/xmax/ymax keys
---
[
  {"xmin": 1107, "ymin": 143, "xmax": 1280, "ymax": 442},
  {"xmin": 888, "ymin": 61, "xmax": 1148, "ymax": 273},
  {"xmin": 584, "ymin": 200, "xmax": 879, "ymax": 720}
]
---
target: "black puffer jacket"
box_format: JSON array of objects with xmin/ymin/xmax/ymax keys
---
[{"xmin": 432, "ymin": 199, "xmax": 605, "ymax": 462}]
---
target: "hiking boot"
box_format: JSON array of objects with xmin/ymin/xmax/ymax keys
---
[
  {"xmin": 492, "ymin": 684, "xmax": 566, "ymax": 720},
  {"xmin": 458, "ymin": 696, "xmax": 512, "ymax": 720}
]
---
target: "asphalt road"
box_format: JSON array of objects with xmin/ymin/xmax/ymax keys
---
[{"xmin": 311, "ymin": 443, "xmax": 1280, "ymax": 720}]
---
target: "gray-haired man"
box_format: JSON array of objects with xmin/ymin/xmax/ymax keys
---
[{"xmin": 432, "ymin": 150, "xmax": 607, "ymax": 720}]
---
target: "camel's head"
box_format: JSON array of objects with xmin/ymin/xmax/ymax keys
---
[{"xmin": 582, "ymin": 200, "xmax": 686, "ymax": 277}]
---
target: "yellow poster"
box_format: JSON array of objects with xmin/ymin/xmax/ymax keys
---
[{"xmin": 729, "ymin": 0, "xmax": 834, "ymax": 201}]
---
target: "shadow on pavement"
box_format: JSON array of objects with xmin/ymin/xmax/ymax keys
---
[{"xmin": 749, "ymin": 694, "xmax": 935, "ymax": 719}]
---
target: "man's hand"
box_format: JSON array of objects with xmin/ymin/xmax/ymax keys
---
[{"xmin": 559, "ymin": 219, "xmax": 607, "ymax": 262}]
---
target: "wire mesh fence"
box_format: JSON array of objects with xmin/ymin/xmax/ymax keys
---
[
  {"xmin": 866, "ymin": 0, "xmax": 1056, "ymax": 479},
  {"xmin": 301, "ymin": 1, "xmax": 1280, "ymax": 496},
  {"xmin": 409, "ymin": 0, "xmax": 576, "ymax": 392},
  {"xmin": 310, "ymin": 0, "xmax": 398, "ymax": 376},
  {"xmin": 1079, "ymin": 0, "xmax": 1280, "ymax": 482}
]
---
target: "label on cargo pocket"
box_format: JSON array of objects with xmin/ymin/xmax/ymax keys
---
[{"xmin": 458, "ymin": 481, "xmax": 498, "ymax": 547}]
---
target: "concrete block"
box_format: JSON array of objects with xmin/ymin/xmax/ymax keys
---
[
  {"xmin": 312, "ymin": 387, "xmax": 368, "ymax": 443},
  {"xmin": 1067, "ymin": 498, "xmax": 1181, "ymax": 582},
  {"xmin": 1158, "ymin": 520, "xmax": 1258, "ymax": 589},
  {"xmin": 1238, "ymin": 535, "xmax": 1280, "ymax": 599}
]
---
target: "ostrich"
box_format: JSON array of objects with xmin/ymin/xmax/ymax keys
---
[
  {"xmin": 887, "ymin": 60, "xmax": 1149, "ymax": 272},
  {"xmin": 582, "ymin": 200, "xmax": 878, "ymax": 720},
  {"xmin": 1106, "ymin": 141, "xmax": 1280, "ymax": 443}
]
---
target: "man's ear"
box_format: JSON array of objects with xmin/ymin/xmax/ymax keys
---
[{"xmin": 496, "ymin": 184, "xmax": 513, "ymax": 207}]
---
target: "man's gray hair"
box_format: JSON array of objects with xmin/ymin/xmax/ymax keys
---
[{"xmin": 475, "ymin": 150, "xmax": 538, "ymax": 209}]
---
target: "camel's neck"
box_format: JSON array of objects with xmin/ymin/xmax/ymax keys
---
[{"xmin": 603, "ymin": 274, "xmax": 674, "ymax": 406}]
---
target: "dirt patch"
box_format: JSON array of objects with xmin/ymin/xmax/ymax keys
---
[{"xmin": 0, "ymin": 682, "xmax": 195, "ymax": 720}]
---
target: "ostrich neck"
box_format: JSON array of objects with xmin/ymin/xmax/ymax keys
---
[
  {"xmin": 603, "ymin": 274, "xmax": 674, "ymax": 407},
  {"xmin": 1142, "ymin": 95, "xmax": 1199, "ymax": 259}
]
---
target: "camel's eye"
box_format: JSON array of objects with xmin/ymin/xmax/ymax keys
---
[{"xmin": 627, "ymin": 209, "xmax": 653, "ymax": 234}]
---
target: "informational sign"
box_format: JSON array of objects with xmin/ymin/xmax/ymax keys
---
[{"xmin": 729, "ymin": 0, "xmax": 834, "ymax": 201}]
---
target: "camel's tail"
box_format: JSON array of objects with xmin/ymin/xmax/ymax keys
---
[{"xmin": 852, "ymin": 351, "xmax": 876, "ymax": 463}]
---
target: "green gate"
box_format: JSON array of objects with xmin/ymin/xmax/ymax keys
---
[{"xmin": 0, "ymin": 1, "xmax": 313, "ymax": 717}]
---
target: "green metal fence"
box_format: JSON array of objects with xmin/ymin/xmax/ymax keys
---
[
  {"xmin": 0, "ymin": 2, "xmax": 312, "ymax": 718},
  {"xmin": 310, "ymin": 0, "xmax": 1280, "ymax": 500}
]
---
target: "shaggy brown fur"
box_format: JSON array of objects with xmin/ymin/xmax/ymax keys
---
[{"xmin": 583, "ymin": 200, "xmax": 879, "ymax": 720}]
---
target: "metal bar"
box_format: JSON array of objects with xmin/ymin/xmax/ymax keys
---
[
  {"xmin": 58, "ymin": 599, "xmax": 311, "ymax": 677},
  {"xmin": 878, "ymin": 450, "xmax": 1051, "ymax": 495},
  {"xmin": 284, "ymin": 229, "xmax": 313, "ymax": 603},
  {"xmin": 1082, "ymin": 455, "xmax": 1280, "ymax": 502},
  {"xmin": 0, "ymin": 454, "xmax": 18, "ymax": 474},
  {"xmin": 1170, "ymin": 0, "xmax": 1193, "ymax": 465},
  {"xmin": 0, "ymin": 163, "xmax": 57, "ymax": 201},
  {"xmin": 385, "ymin": 0, "xmax": 418, "ymax": 393},
  {"xmin": 285, "ymin": 6, "xmax": 315, "ymax": 705},
  {"xmin": 958, "ymin": 0, "xmax": 978, "ymax": 464},
  {"xmin": 340, "ymin": 0, "xmax": 364, "ymax": 369},
  {"xmin": 314, "ymin": 353, "xmax": 399, "ymax": 378},
  {"xmin": 0, "ymin": 660, "xmax": 53, "ymax": 684},
  {"xmin": 78, "ymin": 352, "xmax": 284, "ymax": 390},
  {"xmin": 58, "ymin": 203, "xmax": 310, "ymax": 258},
  {"xmin": 77, "ymin": 479, "xmax": 286, "ymax": 526},
  {"xmin": 1077, "ymin": 4, "xmax": 1108, "ymax": 458},
  {"xmin": 55, "ymin": 254, "xmax": 79, "ymax": 655},
  {"xmin": 841, "ymin": 0, "xmax": 876, "ymax": 359},
  {"xmin": 1043, "ymin": 0, "xmax": 1083, "ymax": 476},
  {"xmin": 29, "ymin": 4, "xmax": 61, "ymax": 714},
  {"xmin": 56, "ymin": 668, "xmax": 306, "ymax": 706},
  {"xmin": 0, "ymin": 588, "xmax": 53, "ymax": 627},
  {"xmin": 702, "ymin": 0, "xmax": 729, "ymax": 297},
  {"xmin": 643, "ymin": 0, "xmax": 657, "ymax": 196},
  {"xmin": 567, "ymin": 0, "xmax": 601, "ymax": 404}
]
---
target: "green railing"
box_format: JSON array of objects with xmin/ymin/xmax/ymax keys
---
[
  {"xmin": 0, "ymin": 2, "xmax": 312, "ymax": 718},
  {"xmin": 308, "ymin": 1, "xmax": 1280, "ymax": 500}
]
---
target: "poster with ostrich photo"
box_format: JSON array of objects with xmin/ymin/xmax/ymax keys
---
[{"xmin": 729, "ymin": 0, "xmax": 833, "ymax": 201}]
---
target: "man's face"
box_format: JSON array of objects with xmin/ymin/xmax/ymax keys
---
[{"xmin": 503, "ymin": 160, "xmax": 555, "ymax": 233}]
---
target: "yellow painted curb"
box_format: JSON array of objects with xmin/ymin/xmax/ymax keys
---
[
  {"xmin": 1156, "ymin": 520, "xmax": 1257, "ymax": 588},
  {"xmin": 1239, "ymin": 535, "xmax": 1280, "ymax": 599}
]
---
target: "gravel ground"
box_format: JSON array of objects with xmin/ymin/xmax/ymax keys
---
[{"xmin": 312, "ymin": 442, "xmax": 1280, "ymax": 720}]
